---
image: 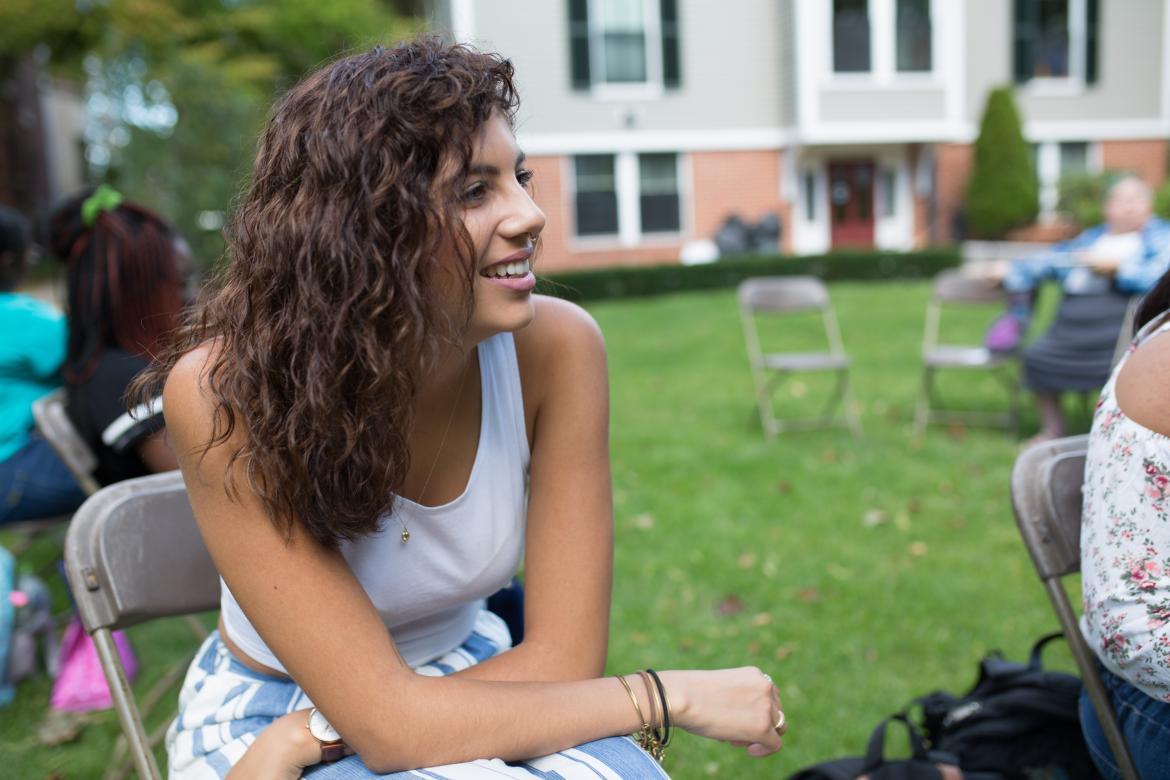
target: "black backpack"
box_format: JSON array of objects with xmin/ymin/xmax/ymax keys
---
[
  {"xmin": 788, "ymin": 634, "xmax": 1100, "ymax": 780},
  {"xmin": 789, "ymin": 713, "xmax": 1002, "ymax": 780},
  {"xmin": 916, "ymin": 633, "xmax": 1099, "ymax": 780}
]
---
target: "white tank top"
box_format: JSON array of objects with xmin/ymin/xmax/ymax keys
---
[{"xmin": 219, "ymin": 332, "xmax": 530, "ymax": 670}]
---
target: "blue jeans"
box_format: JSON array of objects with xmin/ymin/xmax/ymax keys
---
[
  {"xmin": 0, "ymin": 432, "xmax": 87, "ymax": 525},
  {"xmin": 1080, "ymin": 661, "xmax": 1170, "ymax": 780}
]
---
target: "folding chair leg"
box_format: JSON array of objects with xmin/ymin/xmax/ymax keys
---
[
  {"xmin": 755, "ymin": 369, "xmax": 784, "ymax": 441},
  {"xmin": 1046, "ymin": 582, "xmax": 1140, "ymax": 780},
  {"xmin": 94, "ymin": 629, "xmax": 161, "ymax": 780}
]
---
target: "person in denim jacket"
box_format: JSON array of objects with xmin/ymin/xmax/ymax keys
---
[{"xmin": 996, "ymin": 177, "xmax": 1170, "ymax": 442}]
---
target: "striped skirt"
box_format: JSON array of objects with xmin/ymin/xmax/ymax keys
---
[{"xmin": 166, "ymin": 609, "xmax": 669, "ymax": 779}]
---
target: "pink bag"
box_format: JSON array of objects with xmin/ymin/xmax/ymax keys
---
[{"xmin": 50, "ymin": 616, "xmax": 137, "ymax": 712}]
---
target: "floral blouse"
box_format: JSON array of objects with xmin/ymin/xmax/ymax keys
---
[{"xmin": 1082, "ymin": 312, "xmax": 1170, "ymax": 702}]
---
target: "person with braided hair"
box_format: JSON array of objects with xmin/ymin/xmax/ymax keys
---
[
  {"xmin": 0, "ymin": 205, "xmax": 88, "ymax": 524},
  {"xmin": 48, "ymin": 186, "xmax": 192, "ymax": 485}
]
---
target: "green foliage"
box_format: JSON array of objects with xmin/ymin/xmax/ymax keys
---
[
  {"xmin": 1156, "ymin": 178, "xmax": 1170, "ymax": 221},
  {"xmin": 538, "ymin": 248, "xmax": 961, "ymax": 302},
  {"xmin": 2, "ymin": 0, "xmax": 420, "ymax": 268},
  {"xmin": 1057, "ymin": 171, "xmax": 1113, "ymax": 228},
  {"xmin": 965, "ymin": 87, "xmax": 1038, "ymax": 238}
]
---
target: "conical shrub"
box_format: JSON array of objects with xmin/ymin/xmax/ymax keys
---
[{"xmin": 965, "ymin": 87, "xmax": 1038, "ymax": 238}]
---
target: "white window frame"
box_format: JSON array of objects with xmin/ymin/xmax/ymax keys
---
[
  {"xmin": 567, "ymin": 150, "xmax": 685, "ymax": 246},
  {"xmin": 1021, "ymin": 0, "xmax": 1089, "ymax": 96},
  {"xmin": 589, "ymin": 0, "xmax": 665, "ymax": 101},
  {"xmin": 825, "ymin": 0, "xmax": 941, "ymax": 86},
  {"xmin": 1033, "ymin": 138, "xmax": 1100, "ymax": 219}
]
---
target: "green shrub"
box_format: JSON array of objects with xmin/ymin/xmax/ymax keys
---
[
  {"xmin": 1156, "ymin": 178, "xmax": 1170, "ymax": 221},
  {"xmin": 538, "ymin": 248, "xmax": 961, "ymax": 302},
  {"xmin": 965, "ymin": 87, "xmax": 1038, "ymax": 238},
  {"xmin": 1057, "ymin": 171, "xmax": 1113, "ymax": 228}
]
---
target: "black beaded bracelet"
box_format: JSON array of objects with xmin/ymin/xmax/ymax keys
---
[{"xmin": 644, "ymin": 668, "xmax": 672, "ymax": 748}]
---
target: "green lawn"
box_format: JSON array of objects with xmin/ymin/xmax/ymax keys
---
[{"xmin": 1, "ymin": 280, "xmax": 1087, "ymax": 778}]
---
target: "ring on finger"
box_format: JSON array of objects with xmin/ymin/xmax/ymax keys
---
[
  {"xmin": 773, "ymin": 710, "xmax": 787, "ymax": 736},
  {"xmin": 762, "ymin": 672, "xmax": 774, "ymax": 686}
]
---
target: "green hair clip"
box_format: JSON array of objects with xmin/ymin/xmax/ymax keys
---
[{"xmin": 81, "ymin": 184, "xmax": 124, "ymax": 228}]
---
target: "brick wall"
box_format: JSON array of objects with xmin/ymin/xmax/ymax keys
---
[
  {"xmin": 690, "ymin": 150, "xmax": 786, "ymax": 246},
  {"xmin": 933, "ymin": 143, "xmax": 973, "ymax": 244},
  {"xmin": 1099, "ymin": 139, "xmax": 1170, "ymax": 188}
]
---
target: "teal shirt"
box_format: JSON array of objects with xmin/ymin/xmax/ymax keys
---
[{"xmin": 0, "ymin": 293, "xmax": 66, "ymax": 462}]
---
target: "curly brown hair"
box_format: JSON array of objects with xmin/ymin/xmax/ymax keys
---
[{"xmin": 135, "ymin": 39, "xmax": 520, "ymax": 548}]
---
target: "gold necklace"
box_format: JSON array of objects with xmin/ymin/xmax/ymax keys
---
[{"xmin": 398, "ymin": 354, "xmax": 472, "ymax": 543}]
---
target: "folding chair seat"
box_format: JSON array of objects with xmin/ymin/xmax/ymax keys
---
[
  {"xmin": 64, "ymin": 471, "xmax": 220, "ymax": 780},
  {"xmin": 1010, "ymin": 435, "xmax": 1139, "ymax": 780},
  {"xmin": 914, "ymin": 269, "xmax": 1019, "ymax": 434},
  {"xmin": 737, "ymin": 276, "xmax": 861, "ymax": 439}
]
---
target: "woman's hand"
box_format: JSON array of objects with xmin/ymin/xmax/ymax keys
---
[
  {"xmin": 226, "ymin": 709, "xmax": 324, "ymax": 780},
  {"xmin": 658, "ymin": 667, "xmax": 786, "ymax": 757}
]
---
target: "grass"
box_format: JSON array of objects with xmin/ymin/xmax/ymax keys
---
[{"xmin": 1, "ymin": 280, "xmax": 1088, "ymax": 778}]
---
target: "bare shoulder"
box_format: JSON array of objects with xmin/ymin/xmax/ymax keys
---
[
  {"xmin": 162, "ymin": 342, "xmax": 228, "ymax": 455},
  {"xmin": 1115, "ymin": 328, "xmax": 1170, "ymax": 437},
  {"xmin": 513, "ymin": 295, "xmax": 606, "ymax": 366},
  {"xmin": 512, "ymin": 296, "xmax": 608, "ymax": 414}
]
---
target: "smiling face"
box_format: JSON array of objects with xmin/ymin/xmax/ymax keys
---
[{"xmin": 450, "ymin": 111, "xmax": 547, "ymax": 343}]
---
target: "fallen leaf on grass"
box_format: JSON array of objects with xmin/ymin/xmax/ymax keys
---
[
  {"xmin": 631, "ymin": 513, "xmax": 654, "ymax": 530},
  {"xmin": 776, "ymin": 480, "xmax": 792, "ymax": 494},
  {"xmin": 714, "ymin": 594, "xmax": 744, "ymax": 616},
  {"xmin": 747, "ymin": 640, "xmax": 762, "ymax": 656},
  {"xmin": 790, "ymin": 381, "xmax": 807, "ymax": 398},
  {"xmin": 947, "ymin": 422, "xmax": 967, "ymax": 441},
  {"xmin": 909, "ymin": 541, "xmax": 929, "ymax": 557},
  {"xmin": 795, "ymin": 587, "xmax": 821, "ymax": 603},
  {"xmin": 737, "ymin": 552, "xmax": 757, "ymax": 569},
  {"xmin": 774, "ymin": 643, "xmax": 795, "ymax": 661},
  {"xmin": 821, "ymin": 448, "xmax": 838, "ymax": 464},
  {"xmin": 865, "ymin": 648, "xmax": 879, "ymax": 663},
  {"xmin": 907, "ymin": 498, "xmax": 923, "ymax": 514},
  {"xmin": 862, "ymin": 508, "xmax": 889, "ymax": 527},
  {"xmin": 752, "ymin": 612, "xmax": 773, "ymax": 626}
]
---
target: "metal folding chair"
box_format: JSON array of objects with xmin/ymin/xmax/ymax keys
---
[
  {"xmin": 32, "ymin": 387, "xmax": 102, "ymax": 497},
  {"xmin": 1010, "ymin": 435, "xmax": 1139, "ymax": 780},
  {"xmin": 737, "ymin": 276, "xmax": 862, "ymax": 439},
  {"xmin": 64, "ymin": 471, "xmax": 220, "ymax": 780},
  {"xmin": 914, "ymin": 270, "xmax": 1019, "ymax": 434}
]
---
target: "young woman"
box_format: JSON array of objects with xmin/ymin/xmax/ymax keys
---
[
  {"xmin": 49, "ymin": 187, "xmax": 189, "ymax": 484},
  {"xmin": 1079, "ymin": 265, "xmax": 1170, "ymax": 779},
  {"xmin": 147, "ymin": 41, "xmax": 786, "ymax": 778}
]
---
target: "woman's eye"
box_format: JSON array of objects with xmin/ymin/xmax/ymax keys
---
[
  {"xmin": 517, "ymin": 169, "xmax": 535, "ymax": 190},
  {"xmin": 461, "ymin": 182, "xmax": 488, "ymax": 203}
]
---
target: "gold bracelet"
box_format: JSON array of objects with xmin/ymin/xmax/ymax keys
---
[{"xmin": 616, "ymin": 674, "xmax": 661, "ymax": 759}]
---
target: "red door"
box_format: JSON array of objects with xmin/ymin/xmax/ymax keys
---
[{"xmin": 828, "ymin": 161, "xmax": 876, "ymax": 248}]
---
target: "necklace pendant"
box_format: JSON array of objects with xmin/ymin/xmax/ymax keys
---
[{"xmin": 401, "ymin": 528, "xmax": 410, "ymax": 543}]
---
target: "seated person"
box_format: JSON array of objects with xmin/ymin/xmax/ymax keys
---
[
  {"xmin": 48, "ymin": 187, "xmax": 190, "ymax": 483},
  {"xmin": 0, "ymin": 205, "xmax": 87, "ymax": 523},
  {"xmin": 996, "ymin": 176, "xmax": 1170, "ymax": 442},
  {"xmin": 1079, "ymin": 265, "xmax": 1170, "ymax": 780},
  {"xmin": 144, "ymin": 41, "xmax": 786, "ymax": 778}
]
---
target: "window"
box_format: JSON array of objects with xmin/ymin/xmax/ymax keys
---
[
  {"xmin": 568, "ymin": 0, "xmax": 681, "ymax": 90},
  {"xmin": 1033, "ymin": 140, "xmax": 1094, "ymax": 216},
  {"xmin": 804, "ymin": 172, "xmax": 818, "ymax": 221},
  {"xmin": 833, "ymin": 0, "xmax": 871, "ymax": 73},
  {"xmin": 896, "ymin": 0, "xmax": 931, "ymax": 72},
  {"xmin": 638, "ymin": 153, "xmax": 680, "ymax": 233},
  {"xmin": 880, "ymin": 169, "xmax": 897, "ymax": 218},
  {"xmin": 1013, "ymin": 0, "xmax": 1099, "ymax": 85},
  {"xmin": 574, "ymin": 155, "xmax": 619, "ymax": 236},
  {"xmin": 573, "ymin": 152, "xmax": 683, "ymax": 240},
  {"xmin": 1059, "ymin": 141, "xmax": 1088, "ymax": 177}
]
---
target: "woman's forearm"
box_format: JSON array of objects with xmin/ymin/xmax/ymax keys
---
[
  {"xmin": 352, "ymin": 673, "xmax": 658, "ymax": 772},
  {"xmin": 452, "ymin": 636, "xmax": 605, "ymax": 682}
]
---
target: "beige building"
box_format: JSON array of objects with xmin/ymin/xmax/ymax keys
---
[{"xmin": 428, "ymin": 0, "xmax": 1170, "ymax": 270}]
